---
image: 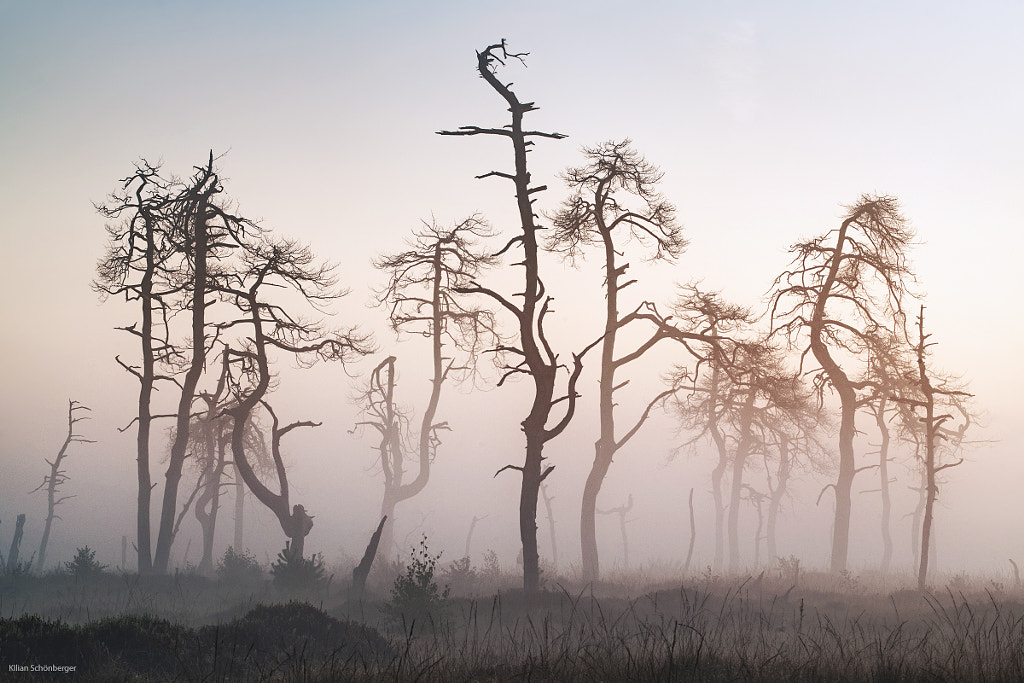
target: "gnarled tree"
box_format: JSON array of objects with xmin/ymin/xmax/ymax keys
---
[
  {"xmin": 439, "ymin": 41, "xmax": 591, "ymax": 593},
  {"xmin": 669, "ymin": 286, "xmax": 753, "ymax": 572},
  {"xmin": 94, "ymin": 161, "xmax": 183, "ymax": 574},
  {"xmin": 770, "ymin": 195, "xmax": 915, "ymax": 572},
  {"xmin": 547, "ymin": 140, "xmax": 708, "ymax": 582},
  {"xmin": 33, "ymin": 400, "xmax": 94, "ymax": 570},
  {"xmin": 365, "ymin": 216, "xmax": 498, "ymax": 555},
  {"xmin": 218, "ymin": 234, "xmax": 372, "ymax": 560}
]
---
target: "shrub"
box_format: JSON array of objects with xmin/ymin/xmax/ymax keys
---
[
  {"xmin": 384, "ymin": 536, "xmax": 450, "ymax": 620},
  {"xmin": 65, "ymin": 546, "xmax": 107, "ymax": 578},
  {"xmin": 217, "ymin": 546, "xmax": 263, "ymax": 584},
  {"xmin": 198, "ymin": 601, "xmax": 391, "ymax": 671},
  {"xmin": 270, "ymin": 543, "xmax": 328, "ymax": 592}
]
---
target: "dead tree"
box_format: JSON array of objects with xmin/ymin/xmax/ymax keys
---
[
  {"xmin": 4, "ymin": 514, "xmax": 27, "ymax": 574},
  {"xmin": 153, "ymin": 154, "xmax": 260, "ymax": 574},
  {"xmin": 762, "ymin": 418, "xmax": 829, "ymax": 561},
  {"xmin": 366, "ymin": 217, "xmax": 498, "ymax": 555},
  {"xmin": 770, "ymin": 195, "xmax": 915, "ymax": 573},
  {"xmin": 96, "ymin": 154, "xmax": 261, "ymax": 574},
  {"xmin": 548, "ymin": 140, "xmax": 711, "ymax": 582},
  {"xmin": 94, "ymin": 161, "xmax": 183, "ymax": 574},
  {"xmin": 465, "ymin": 514, "xmax": 486, "ymax": 560},
  {"xmin": 219, "ymin": 234, "xmax": 372, "ymax": 560},
  {"xmin": 32, "ymin": 400, "xmax": 94, "ymax": 570},
  {"xmin": 683, "ymin": 488, "xmax": 696, "ymax": 575},
  {"xmin": 669, "ymin": 286, "xmax": 753, "ymax": 572},
  {"xmin": 861, "ymin": 331, "xmax": 914, "ymax": 574},
  {"xmin": 897, "ymin": 306, "xmax": 971, "ymax": 590},
  {"xmin": 352, "ymin": 516, "xmax": 387, "ymax": 598},
  {"xmin": 439, "ymin": 41, "xmax": 592, "ymax": 593}
]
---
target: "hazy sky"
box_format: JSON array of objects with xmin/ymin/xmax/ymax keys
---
[{"xmin": 1, "ymin": 1, "xmax": 1022, "ymax": 576}]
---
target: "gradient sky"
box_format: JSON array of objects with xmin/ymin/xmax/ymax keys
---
[{"xmin": 1, "ymin": 1, "xmax": 1022, "ymax": 575}]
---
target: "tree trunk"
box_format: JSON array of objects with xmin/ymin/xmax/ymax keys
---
[
  {"xmin": 38, "ymin": 479, "xmax": 56, "ymax": 570},
  {"xmin": 352, "ymin": 516, "xmax": 387, "ymax": 597},
  {"xmin": 766, "ymin": 435, "xmax": 790, "ymax": 560},
  {"xmin": 135, "ymin": 213, "xmax": 159, "ymax": 575},
  {"xmin": 875, "ymin": 398, "xmax": 893, "ymax": 574},
  {"xmin": 7, "ymin": 514, "xmax": 26, "ymax": 572},
  {"xmin": 196, "ymin": 435, "xmax": 228, "ymax": 573},
  {"xmin": 580, "ymin": 447, "xmax": 612, "ymax": 582},
  {"xmin": 378, "ymin": 494, "xmax": 397, "ymax": 561},
  {"xmin": 233, "ymin": 470, "xmax": 244, "ymax": 551},
  {"xmin": 727, "ymin": 392, "xmax": 757, "ymax": 573},
  {"xmin": 831, "ymin": 394, "xmax": 857, "ymax": 573},
  {"xmin": 521, "ymin": 430, "xmax": 545, "ymax": 593},
  {"xmin": 541, "ymin": 485, "xmax": 558, "ymax": 570},
  {"xmin": 154, "ymin": 186, "xmax": 213, "ymax": 574},
  {"xmin": 286, "ymin": 505, "xmax": 314, "ymax": 561},
  {"xmin": 683, "ymin": 488, "xmax": 696, "ymax": 575}
]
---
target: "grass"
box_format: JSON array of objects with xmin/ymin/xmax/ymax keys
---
[{"xmin": 3, "ymin": 563, "xmax": 1024, "ymax": 681}]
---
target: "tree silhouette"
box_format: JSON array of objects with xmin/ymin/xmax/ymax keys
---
[
  {"xmin": 94, "ymin": 160, "xmax": 184, "ymax": 574},
  {"xmin": 439, "ymin": 41, "xmax": 593, "ymax": 593},
  {"xmin": 669, "ymin": 286, "xmax": 753, "ymax": 572},
  {"xmin": 366, "ymin": 216, "xmax": 499, "ymax": 554},
  {"xmin": 896, "ymin": 306, "xmax": 972, "ymax": 589},
  {"xmin": 152, "ymin": 154, "xmax": 261, "ymax": 574},
  {"xmin": 547, "ymin": 139, "xmax": 709, "ymax": 581},
  {"xmin": 770, "ymin": 195, "xmax": 915, "ymax": 573},
  {"xmin": 217, "ymin": 233, "xmax": 372, "ymax": 560},
  {"xmin": 32, "ymin": 400, "xmax": 94, "ymax": 570}
]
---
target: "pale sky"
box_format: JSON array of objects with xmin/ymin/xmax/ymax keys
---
[{"xmin": 1, "ymin": 1, "xmax": 1022, "ymax": 576}]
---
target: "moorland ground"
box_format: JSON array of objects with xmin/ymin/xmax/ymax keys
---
[{"xmin": 3, "ymin": 555, "xmax": 1024, "ymax": 681}]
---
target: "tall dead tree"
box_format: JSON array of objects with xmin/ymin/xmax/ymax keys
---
[
  {"xmin": 439, "ymin": 41, "xmax": 591, "ymax": 593},
  {"xmin": 96, "ymin": 154, "xmax": 261, "ymax": 574},
  {"xmin": 770, "ymin": 195, "xmax": 915, "ymax": 573},
  {"xmin": 547, "ymin": 140, "xmax": 708, "ymax": 582},
  {"xmin": 898, "ymin": 306, "xmax": 971, "ymax": 590},
  {"xmin": 152, "ymin": 154, "xmax": 260, "ymax": 574},
  {"xmin": 366, "ymin": 217, "xmax": 498, "ymax": 555},
  {"xmin": 94, "ymin": 161, "xmax": 183, "ymax": 574},
  {"xmin": 32, "ymin": 400, "xmax": 94, "ymax": 570}
]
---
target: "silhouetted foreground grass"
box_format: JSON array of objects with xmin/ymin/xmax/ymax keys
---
[{"xmin": 4, "ymin": 572, "xmax": 1024, "ymax": 681}]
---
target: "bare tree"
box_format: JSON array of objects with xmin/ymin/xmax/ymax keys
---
[
  {"xmin": 770, "ymin": 195, "xmax": 915, "ymax": 572},
  {"xmin": 439, "ymin": 41, "xmax": 593, "ymax": 593},
  {"xmin": 94, "ymin": 161, "xmax": 183, "ymax": 574},
  {"xmin": 669, "ymin": 286, "xmax": 754, "ymax": 572},
  {"xmin": 153, "ymin": 154, "xmax": 261, "ymax": 574},
  {"xmin": 32, "ymin": 400, "xmax": 94, "ymax": 570},
  {"xmin": 761, "ymin": 412, "xmax": 829, "ymax": 561},
  {"xmin": 218, "ymin": 233, "xmax": 372, "ymax": 560},
  {"xmin": 176, "ymin": 356, "xmax": 271, "ymax": 573},
  {"xmin": 365, "ymin": 216, "xmax": 498, "ymax": 554},
  {"xmin": 547, "ymin": 140, "xmax": 706, "ymax": 582},
  {"xmin": 96, "ymin": 154, "xmax": 263, "ymax": 574},
  {"xmin": 704, "ymin": 342, "xmax": 807, "ymax": 573},
  {"xmin": 860, "ymin": 331, "xmax": 914, "ymax": 574},
  {"xmin": 897, "ymin": 306, "xmax": 971, "ymax": 589}
]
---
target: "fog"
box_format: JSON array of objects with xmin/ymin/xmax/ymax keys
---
[{"xmin": 1, "ymin": 1, "xmax": 1023, "ymax": 586}]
